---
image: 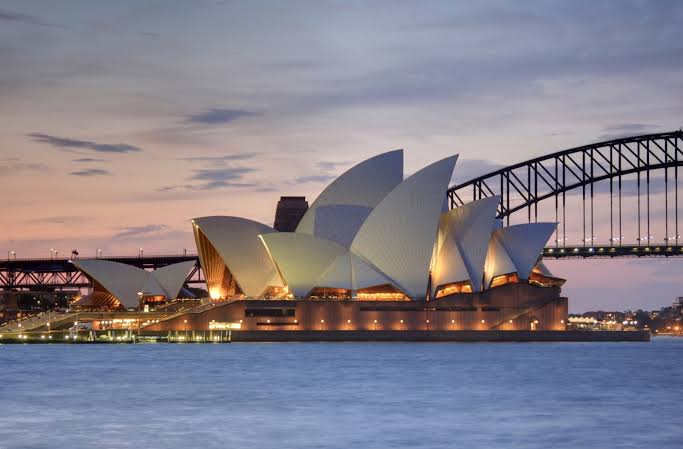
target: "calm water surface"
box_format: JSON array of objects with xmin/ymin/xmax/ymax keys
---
[{"xmin": 1, "ymin": 338, "xmax": 681, "ymax": 449}]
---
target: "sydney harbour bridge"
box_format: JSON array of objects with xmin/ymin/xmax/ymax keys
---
[{"xmin": 2, "ymin": 130, "xmax": 682, "ymax": 292}]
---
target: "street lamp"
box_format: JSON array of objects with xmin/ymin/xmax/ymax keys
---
[
  {"xmin": 139, "ymin": 248, "xmax": 144, "ymax": 258},
  {"xmin": 50, "ymin": 248, "xmax": 55, "ymax": 260},
  {"xmin": 136, "ymin": 291, "xmax": 147, "ymax": 341},
  {"xmin": 97, "ymin": 249, "xmax": 102, "ymax": 258}
]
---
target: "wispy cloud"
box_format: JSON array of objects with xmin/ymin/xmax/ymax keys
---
[
  {"xmin": 280, "ymin": 159, "xmax": 346, "ymax": 186},
  {"xmin": 0, "ymin": 8, "xmax": 68, "ymax": 29},
  {"xmin": 451, "ymin": 158, "xmax": 505, "ymax": 184},
  {"xmin": 24, "ymin": 216, "xmax": 89, "ymax": 225},
  {"xmin": 316, "ymin": 160, "xmax": 352, "ymax": 171},
  {"xmin": 0, "ymin": 158, "xmax": 46, "ymax": 175},
  {"xmin": 190, "ymin": 166, "xmax": 255, "ymax": 182},
  {"xmin": 29, "ymin": 133, "xmax": 142, "ymax": 153},
  {"xmin": 292, "ymin": 174, "xmax": 337, "ymax": 184},
  {"xmin": 184, "ymin": 108, "xmax": 260, "ymax": 125},
  {"xmin": 69, "ymin": 168, "xmax": 111, "ymax": 177},
  {"xmin": 189, "ymin": 166, "xmax": 257, "ymax": 190},
  {"xmin": 178, "ymin": 153, "xmax": 259, "ymax": 163},
  {"xmin": 72, "ymin": 157, "xmax": 106, "ymax": 163},
  {"xmin": 598, "ymin": 124, "xmax": 661, "ymax": 141},
  {"xmin": 113, "ymin": 224, "xmax": 167, "ymax": 239},
  {"xmin": 158, "ymin": 166, "xmax": 260, "ymax": 191}
]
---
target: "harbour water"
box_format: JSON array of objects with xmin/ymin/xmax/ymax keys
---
[{"xmin": 1, "ymin": 338, "xmax": 681, "ymax": 449}]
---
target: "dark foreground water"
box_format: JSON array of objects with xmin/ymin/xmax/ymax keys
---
[{"xmin": 1, "ymin": 339, "xmax": 681, "ymax": 449}]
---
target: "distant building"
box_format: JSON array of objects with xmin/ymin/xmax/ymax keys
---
[
  {"xmin": 581, "ymin": 311, "xmax": 626, "ymax": 323},
  {"xmin": 273, "ymin": 196, "xmax": 308, "ymax": 232}
]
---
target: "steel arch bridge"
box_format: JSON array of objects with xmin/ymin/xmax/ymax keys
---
[{"xmin": 448, "ymin": 130, "xmax": 683, "ymax": 259}]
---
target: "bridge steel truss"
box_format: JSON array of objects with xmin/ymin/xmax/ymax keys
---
[
  {"xmin": 0, "ymin": 255, "xmax": 203, "ymax": 291},
  {"xmin": 447, "ymin": 131, "xmax": 683, "ymax": 257}
]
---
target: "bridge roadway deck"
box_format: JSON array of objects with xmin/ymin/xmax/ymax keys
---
[
  {"xmin": 543, "ymin": 244, "xmax": 683, "ymax": 259},
  {"xmin": 0, "ymin": 254, "xmax": 202, "ymax": 290},
  {"xmin": 2, "ymin": 244, "xmax": 681, "ymax": 275},
  {"xmin": 0, "ymin": 254, "xmax": 198, "ymax": 271}
]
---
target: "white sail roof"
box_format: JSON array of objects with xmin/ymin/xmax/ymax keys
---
[
  {"xmin": 71, "ymin": 259, "xmax": 151, "ymax": 309},
  {"xmin": 71, "ymin": 259, "xmax": 196, "ymax": 308},
  {"xmin": 142, "ymin": 276, "xmax": 166, "ymax": 297},
  {"xmin": 191, "ymin": 216, "xmax": 282, "ymax": 297},
  {"xmin": 483, "ymin": 226, "xmax": 517, "ymax": 288},
  {"xmin": 432, "ymin": 196, "xmax": 499, "ymax": 292},
  {"xmin": 315, "ymin": 252, "xmax": 353, "ymax": 289},
  {"xmin": 314, "ymin": 251, "xmax": 393, "ymax": 291},
  {"xmin": 151, "ymin": 260, "xmax": 196, "ymax": 299},
  {"xmin": 351, "ymin": 155, "xmax": 459, "ymax": 299},
  {"xmin": 497, "ymin": 222, "xmax": 557, "ymax": 280},
  {"xmin": 312, "ymin": 204, "xmax": 374, "ymax": 248},
  {"xmin": 352, "ymin": 254, "xmax": 393, "ymax": 290},
  {"xmin": 431, "ymin": 236, "xmax": 470, "ymax": 294},
  {"xmin": 260, "ymin": 233, "xmax": 347, "ymax": 298},
  {"xmin": 296, "ymin": 150, "xmax": 403, "ymax": 242}
]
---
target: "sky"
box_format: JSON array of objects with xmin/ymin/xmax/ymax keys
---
[{"xmin": 1, "ymin": 0, "xmax": 683, "ymax": 312}]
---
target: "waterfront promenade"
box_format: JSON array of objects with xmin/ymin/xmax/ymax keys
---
[{"xmin": 0, "ymin": 329, "xmax": 650, "ymax": 343}]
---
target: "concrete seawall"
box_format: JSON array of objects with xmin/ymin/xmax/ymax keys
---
[
  {"xmin": 225, "ymin": 330, "xmax": 650, "ymax": 342},
  {"xmin": 0, "ymin": 329, "xmax": 650, "ymax": 343}
]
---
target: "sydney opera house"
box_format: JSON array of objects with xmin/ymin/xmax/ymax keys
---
[{"xmin": 73, "ymin": 150, "xmax": 567, "ymax": 333}]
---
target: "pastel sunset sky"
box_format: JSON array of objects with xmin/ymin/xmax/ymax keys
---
[{"xmin": 2, "ymin": 0, "xmax": 682, "ymax": 312}]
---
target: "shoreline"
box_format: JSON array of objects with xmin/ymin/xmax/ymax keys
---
[{"xmin": 0, "ymin": 329, "xmax": 650, "ymax": 343}]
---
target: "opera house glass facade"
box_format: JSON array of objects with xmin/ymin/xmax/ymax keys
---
[{"xmin": 162, "ymin": 150, "xmax": 567, "ymax": 332}]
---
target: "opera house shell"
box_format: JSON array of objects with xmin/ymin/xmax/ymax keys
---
[
  {"xmin": 170, "ymin": 150, "xmax": 568, "ymax": 332},
  {"xmin": 69, "ymin": 259, "xmax": 196, "ymax": 310}
]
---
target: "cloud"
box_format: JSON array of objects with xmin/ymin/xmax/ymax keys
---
[
  {"xmin": 598, "ymin": 124, "xmax": 662, "ymax": 141},
  {"xmin": 0, "ymin": 8, "xmax": 68, "ymax": 29},
  {"xmin": 24, "ymin": 216, "xmax": 89, "ymax": 225},
  {"xmin": 69, "ymin": 168, "xmax": 111, "ymax": 177},
  {"xmin": 156, "ymin": 183, "xmax": 276, "ymax": 193},
  {"xmin": 184, "ymin": 108, "xmax": 260, "ymax": 125},
  {"xmin": 316, "ymin": 160, "xmax": 353, "ymax": 171},
  {"xmin": 28, "ymin": 133, "xmax": 142, "ymax": 153},
  {"xmin": 292, "ymin": 174, "xmax": 337, "ymax": 184},
  {"xmin": 568, "ymin": 174, "xmax": 670, "ymax": 198},
  {"xmin": 113, "ymin": 224, "xmax": 168, "ymax": 239},
  {"xmin": 0, "ymin": 158, "xmax": 46, "ymax": 175},
  {"xmin": 178, "ymin": 153, "xmax": 259, "ymax": 163},
  {"xmin": 190, "ymin": 166, "xmax": 255, "ymax": 182},
  {"xmin": 451, "ymin": 158, "xmax": 505, "ymax": 184},
  {"xmin": 158, "ymin": 166, "xmax": 261, "ymax": 191},
  {"xmin": 193, "ymin": 181, "xmax": 259, "ymax": 190},
  {"xmin": 72, "ymin": 157, "xmax": 106, "ymax": 163}
]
